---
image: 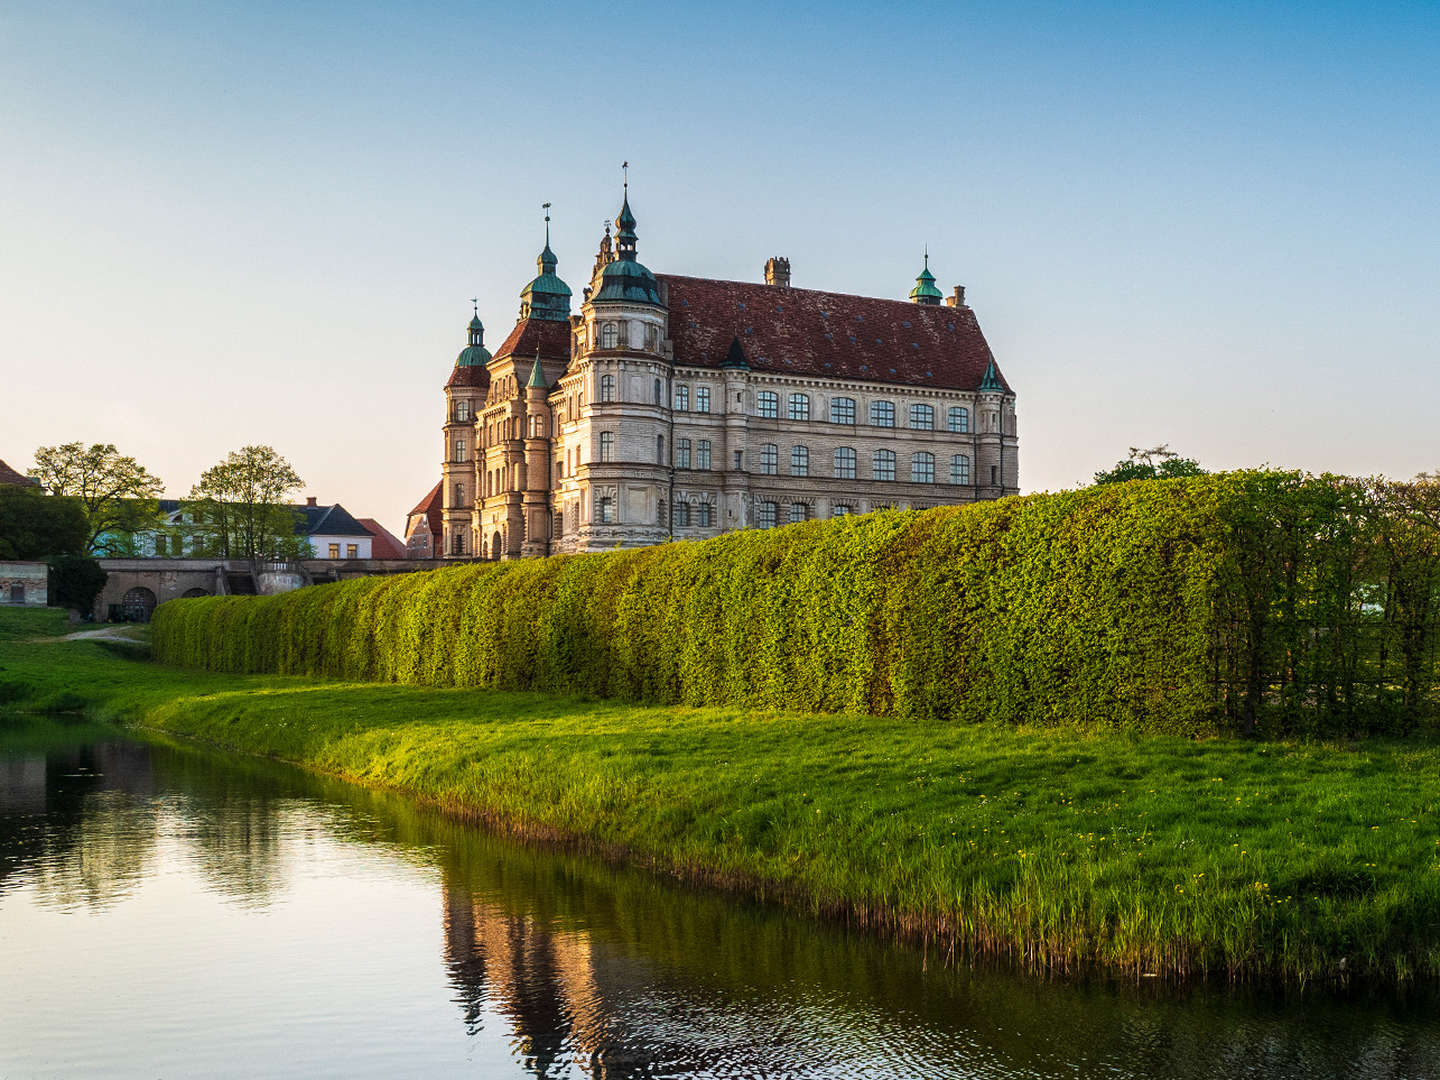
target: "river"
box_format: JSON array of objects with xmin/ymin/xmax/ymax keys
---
[{"xmin": 1, "ymin": 722, "xmax": 1437, "ymax": 1078}]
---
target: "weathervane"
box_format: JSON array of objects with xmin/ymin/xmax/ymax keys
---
[
  {"xmin": 469, "ymin": 297, "xmax": 479, "ymax": 316},
  {"xmin": 622, "ymin": 160, "xmax": 629, "ymax": 196},
  {"xmin": 542, "ymin": 201, "xmax": 551, "ymax": 246}
]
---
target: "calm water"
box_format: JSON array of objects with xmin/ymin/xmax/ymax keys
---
[{"xmin": 2, "ymin": 724, "xmax": 1439, "ymax": 1079}]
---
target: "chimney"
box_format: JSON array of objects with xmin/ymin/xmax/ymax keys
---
[
  {"xmin": 306, "ymin": 496, "xmax": 318, "ymax": 507},
  {"xmin": 764, "ymin": 256, "xmax": 791, "ymax": 287},
  {"xmin": 944, "ymin": 285, "xmax": 967, "ymax": 309}
]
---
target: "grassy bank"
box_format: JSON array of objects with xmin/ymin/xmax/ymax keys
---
[{"xmin": 5, "ymin": 606, "xmax": 1440, "ymax": 986}]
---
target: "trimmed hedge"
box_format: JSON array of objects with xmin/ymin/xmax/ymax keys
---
[{"xmin": 152, "ymin": 472, "xmax": 1440, "ymax": 736}]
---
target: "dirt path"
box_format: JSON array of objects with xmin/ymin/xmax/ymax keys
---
[{"xmin": 30, "ymin": 625, "xmax": 149, "ymax": 645}]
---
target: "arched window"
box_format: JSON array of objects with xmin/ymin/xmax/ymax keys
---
[
  {"xmin": 600, "ymin": 322, "xmax": 618, "ymax": 349},
  {"xmin": 677, "ymin": 438, "xmax": 692, "ymax": 469},
  {"xmin": 597, "ymin": 496, "xmax": 615, "ymax": 524},
  {"xmin": 830, "ymin": 397, "xmax": 855, "ymax": 424},
  {"xmin": 834, "ymin": 446, "xmax": 857, "ymax": 479},
  {"xmin": 909, "ymin": 403, "xmax": 935, "ymax": 430},
  {"xmin": 950, "ymin": 454, "xmax": 971, "ymax": 484},
  {"xmin": 789, "ymin": 503, "xmax": 809, "ymax": 523},
  {"xmin": 873, "ymin": 448, "xmax": 896, "ymax": 481},
  {"xmin": 696, "ymin": 440, "xmax": 711, "ymax": 470},
  {"xmin": 787, "ymin": 393, "xmax": 810, "ymax": 421},
  {"xmin": 756, "ymin": 501, "xmax": 778, "ymax": 529},
  {"xmin": 871, "ymin": 400, "xmax": 895, "ymax": 427},
  {"xmin": 791, "ymin": 445, "xmax": 809, "ymax": 476},
  {"xmin": 756, "ymin": 390, "xmax": 778, "ymax": 418},
  {"xmin": 599, "ymin": 374, "xmax": 615, "ymax": 402},
  {"xmin": 454, "ymin": 399, "xmax": 470, "ymax": 421},
  {"xmin": 599, "ymin": 431, "xmax": 615, "ymax": 462},
  {"xmin": 912, "ymin": 452, "xmax": 935, "ymax": 483},
  {"xmin": 760, "ymin": 443, "xmax": 778, "ymax": 475},
  {"xmin": 949, "ymin": 406, "xmax": 970, "ymax": 433}
]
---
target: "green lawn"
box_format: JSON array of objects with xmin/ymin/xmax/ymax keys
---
[{"xmin": 3, "ymin": 605, "xmax": 1438, "ymax": 986}]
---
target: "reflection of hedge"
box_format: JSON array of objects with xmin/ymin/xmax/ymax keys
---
[{"xmin": 152, "ymin": 472, "xmax": 1440, "ymax": 736}]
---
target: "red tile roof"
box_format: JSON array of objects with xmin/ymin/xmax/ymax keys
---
[
  {"xmin": 659, "ymin": 275, "xmax": 1011, "ymax": 394},
  {"xmin": 357, "ymin": 518, "xmax": 408, "ymax": 560},
  {"xmin": 446, "ymin": 365, "xmax": 489, "ymax": 389},
  {"xmin": 492, "ymin": 317, "xmax": 572, "ymax": 363},
  {"xmin": 407, "ymin": 480, "xmax": 443, "ymax": 537},
  {"xmin": 0, "ymin": 458, "xmax": 35, "ymax": 486}
]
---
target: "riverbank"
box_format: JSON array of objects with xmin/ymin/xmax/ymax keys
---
[{"xmin": 4, "ymin": 606, "xmax": 1439, "ymax": 986}]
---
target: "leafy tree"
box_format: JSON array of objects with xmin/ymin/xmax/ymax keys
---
[
  {"xmin": 0, "ymin": 487, "xmax": 88, "ymax": 559},
  {"xmin": 188, "ymin": 446, "xmax": 309, "ymax": 561},
  {"xmin": 1093, "ymin": 444, "xmax": 1205, "ymax": 485},
  {"xmin": 31, "ymin": 442, "xmax": 165, "ymax": 554},
  {"xmin": 49, "ymin": 555, "xmax": 108, "ymax": 615}
]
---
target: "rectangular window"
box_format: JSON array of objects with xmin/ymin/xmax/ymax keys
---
[
  {"xmin": 696, "ymin": 386, "xmax": 711, "ymax": 413},
  {"xmin": 787, "ymin": 393, "xmax": 810, "ymax": 421},
  {"xmin": 909, "ymin": 403, "xmax": 935, "ymax": 430},
  {"xmin": 455, "ymin": 439, "xmax": 466, "ymax": 463},
  {"xmin": 950, "ymin": 454, "xmax": 971, "ymax": 484},
  {"xmin": 948, "ymin": 406, "xmax": 969, "ymax": 433},
  {"xmin": 789, "ymin": 503, "xmax": 809, "ymax": 523},
  {"xmin": 600, "ymin": 374, "xmax": 615, "ymax": 402},
  {"xmin": 676, "ymin": 384, "xmax": 690, "ymax": 411},
  {"xmin": 830, "ymin": 397, "xmax": 856, "ymax": 424},
  {"xmin": 757, "ymin": 391, "xmax": 778, "ymax": 418},
  {"xmin": 455, "ymin": 400, "xmax": 470, "ymax": 421},
  {"xmin": 599, "ymin": 431, "xmax": 614, "ymax": 462},
  {"xmin": 871, "ymin": 400, "xmax": 895, "ymax": 427},
  {"xmin": 791, "ymin": 445, "xmax": 809, "ymax": 476},
  {"xmin": 834, "ymin": 446, "xmax": 856, "ymax": 479},
  {"xmin": 346, "ymin": 544, "xmax": 359, "ymax": 559},
  {"xmin": 832, "ymin": 504, "xmax": 851, "ymax": 518},
  {"xmin": 911, "ymin": 452, "xmax": 935, "ymax": 483},
  {"xmin": 991, "ymin": 465, "xmax": 998, "ymax": 485},
  {"xmin": 734, "ymin": 449, "xmax": 744, "ymax": 471},
  {"xmin": 873, "ymin": 449, "xmax": 896, "ymax": 481},
  {"xmin": 760, "ymin": 443, "xmax": 778, "ymax": 475},
  {"xmin": 673, "ymin": 501, "xmax": 691, "ymax": 527},
  {"xmin": 756, "ymin": 501, "xmax": 778, "ymax": 529},
  {"xmin": 328, "ymin": 543, "xmax": 340, "ymax": 559},
  {"xmin": 697, "ymin": 502, "xmax": 713, "ymax": 527},
  {"xmin": 598, "ymin": 496, "xmax": 615, "ymax": 523},
  {"xmin": 677, "ymin": 438, "xmax": 692, "ymax": 469},
  {"xmin": 696, "ymin": 440, "xmax": 711, "ymax": 470}
]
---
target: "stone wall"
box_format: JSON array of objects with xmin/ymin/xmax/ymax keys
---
[{"xmin": 0, "ymin": 562, "xmax": 49, "ymax": 607}]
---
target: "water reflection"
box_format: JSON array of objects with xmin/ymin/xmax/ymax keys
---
[{"xmin": 3, "ymin": 722, "xmax": 1440, "ymax": 1079}]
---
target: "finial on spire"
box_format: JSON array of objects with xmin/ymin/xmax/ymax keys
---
[
  {"xmin": 470, "ymin": 297, "xmax": 479, "ymax": 317},
  {"xmin": 924, "ymin": 245, "xmax": 929, "ymax": 270},
  {"xmin": 622, "ymin": 161, "xmax": 629, "ymax": 197},
  {"xmin": 543, "ymin": 202, "xmax": 551, "ymax": 247}
]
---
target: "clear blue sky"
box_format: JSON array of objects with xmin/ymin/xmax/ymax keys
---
[{"xmin": 3, "ymin": 1, "xmax": 1437, "ymax": 533}]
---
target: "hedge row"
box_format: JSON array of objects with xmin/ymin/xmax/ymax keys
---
[{"xmin": 151, "ymin": 472, "xmax": 1440, "ymax": 736}]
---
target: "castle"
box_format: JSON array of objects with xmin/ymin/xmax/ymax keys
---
[{"xmin": 404, "ymin": 191, "xmax": 1018, "ymax": 560}]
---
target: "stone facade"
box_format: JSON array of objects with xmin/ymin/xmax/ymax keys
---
[
  {"xmin": 410, "ymin": 195, "xmax": 1019, "ymax": 560},
  {"xmin": 0, "ymin": 562, "xmax": 48, "ymax": 607}
]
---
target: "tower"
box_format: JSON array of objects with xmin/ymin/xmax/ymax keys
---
[
  {"xmin": 909, "ymin": 251, "xmax": 944, "ymax": 305},
  {"xmin": 441, "ymin": 306, "xmax": 488, "ymax": 558}
]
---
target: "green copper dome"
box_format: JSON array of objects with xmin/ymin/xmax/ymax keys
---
[
  {"xmin": 909, "ymin": 252, "xmax": 943, "ymax": 304},
  {"xmin": 520, "ymin": 225, "xmax": 572, "ymax": 322},
  {"xmin": 592, "ymin": 192, "xmax": 661, "ymax": 305},
  {"xmin": 456, "ymin": 315, "xmax": 491, "ymax": 367}
]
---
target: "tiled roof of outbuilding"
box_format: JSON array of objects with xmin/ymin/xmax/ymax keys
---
[
  {"xmin": 407, "ymin": 481, "xmax": 443, "ymax": 537},
  {"xmin": 0, "ymin": 458, "xmax": 36, "ymax": 486},
  {"xmin": 296, "ymin": 502, "xmax": 371, "ymax": 537},
  {"xmin": 659, "ymin": 274, "xmax": 1012, "ymax": 394},
  {"xmin": 357, "ymin": 518, "xmax": 407, "ymax": 559}
]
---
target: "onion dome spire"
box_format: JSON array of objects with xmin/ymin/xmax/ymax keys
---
[
  {"xmin": 456, "ymin": 300, "xmax": 491, "ymax": 367},
  {"xmin": 909, "ymin": 248, "xmax": 944, "ymax": 305},
  {"xmin": 592, "ymin": 163, "xmax": 661, "ymax": 306},
  {"xmin": 519, "ymin": 202, "xmax": 572, "ymax": 322}
]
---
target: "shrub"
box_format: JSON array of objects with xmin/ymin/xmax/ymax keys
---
[{"xmin": 151, "ymin": 472, "xmax": 1440, "ymax": 737}]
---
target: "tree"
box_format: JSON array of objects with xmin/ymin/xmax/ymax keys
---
[
  {"xmin": 49, "ymin": 555, "xmax": 108, "ymax": 616},
  {"xmin": 189, "ymin": 446, "xmax": 309, "ymax": 561},
  {"xmin": 31, "ymin": 442, "xmax": 165, "ymax": 554},
  {"xmin": 1093, "ymin": 444, "xmax": 1205, "ymax": 485},
  {"xmin": 0, "ymin": 487, "xmax": 88, "ymax": 559}
]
